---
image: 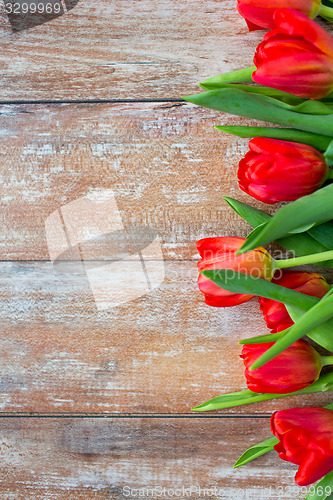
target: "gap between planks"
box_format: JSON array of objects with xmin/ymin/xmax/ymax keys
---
[
  {"xmin": 0, "ymin": 413, "xmax": 270, "ymax": 419},
  {"xmin": 0, "ymin": 98, "xmax": 185, "ymax": 105}
]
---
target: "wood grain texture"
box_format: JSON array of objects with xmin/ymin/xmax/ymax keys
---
[
  {"xmin": 0, "ymin": 260, "xmax": 331, "ymax": 413},
  {"xmin": 0, "ymin": 102, "xmax": 273, "ymax": 261},
  {"xmin": 0, "ymin": 0, "xmax": 262, "ymax": 101},
  {"xmin": 0, "ymin": 416, "xmax": 310, "ymax": 499},
  {"xmin": 2, "ymin": 0, "xmax": 333, "ymax": 496},
  {"xmin": 1, "ymin": 102, "xmax": 332, "ymax": 414}
]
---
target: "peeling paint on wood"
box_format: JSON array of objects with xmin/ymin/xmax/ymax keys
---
[
  {"xmin": 0, "ymin": 417, "xmax": 302, "ymax": 499},
  {"xmin": 1, "ymin": 2, "xmax": 331, "ymax": 496},
  {"xmin": 0, "ymin": 0, "xmax": 261, "ymax": 100},
  {"xmin": 0, "ymin": 260, "xmax": 331, "ymax": 413},
  {"xmin": 0, "ymin": 102, "xmax": 273, "ymax": 261}
]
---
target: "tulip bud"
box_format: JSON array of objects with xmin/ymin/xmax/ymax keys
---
[
  {"xmin": 241, "ymin": 340, "xmax": 322, "ymax": 393},
  {"xmin": 271, "ymin": 407, "xmax": 333, "ymax": 485},
  {"xmin": 197, "ymin": 237, "xmax": 274, "ymax": 307},
  {"xmin": 259, "ymin": 270, "xmax": 330, "ymax": 332},
  {"xmin": 253, "ymin": 9, "xmax": 333, "ymax": 99},
  {"xmin": 237, "ymin": 0, "xmax": 321, "ymax": 31},
  {"xmin": 238, "ymin": 138, "xmax": 329, "ymax": 204}
]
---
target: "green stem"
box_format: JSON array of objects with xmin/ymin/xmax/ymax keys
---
[
  {"xmin": 328, "ymin": 169, "xmax": 333, "ymax": 180},
  {"xmin": 200, "ymin": 66, "xmax": 255, "ymax": 88},
  {"xmin": 322, "ymin": 356, "xmax": 333, "ymax": 367},
  {"xmin": 274, "ymin": 249, "xmax": 333, "ymax": 269},
  {"xmin": 319, "ymin": 4, "xmax": 333, "ymax": 20}
]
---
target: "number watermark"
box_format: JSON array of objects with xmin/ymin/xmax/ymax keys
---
[
  {"xmin": 122, "ymin": 485, "xmax": 332, "ymax": 498},
  {"xmin": 3, "ymin": 0, "xmax": 80, "ymax": 32},
  {"xmin": 5, "ymin": 2, "xmax": 62, "ymax": 14}
]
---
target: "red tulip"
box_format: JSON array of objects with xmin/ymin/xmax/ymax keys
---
[
  {"xmin": 241, "ymin": 340, "xmax": 322, "ymax": 393},
  {"xmin": 259, "ymin": 270, "xmax": 330, "ymax": 332},
  {"xmin": 271, "ymin": 407, "xmax": 333, "ymax": 485},
  {"xmin": 238, "ymin": 138, "xmax": 329, "ymax": 204},
  {"xmin": 237, "ymin": 0, "xmax": 321, "ymax": 31},
  {"xmin": 197, "ymin": 237, "xmax": 274, "ymax": 307},
  {"xmin": 253, "ymin": 9, "xmax": 333, "ymax": 99}
]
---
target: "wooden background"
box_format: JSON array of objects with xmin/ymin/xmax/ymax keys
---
[{"xmin": 1, "ymin": 1, "xmax": 332, "ymax": 498}]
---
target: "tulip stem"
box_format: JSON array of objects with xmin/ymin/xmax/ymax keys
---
[
  {"xmin": 274, "ymin": 250, "xmax": 333, "ymax": 269},
  {"xmin": 319, "ymin": 4, "xmax": 333, "ymax": 21},
  {"xmin": 321, "ymin": 356, "xmax": 333, "ymax": 367}
]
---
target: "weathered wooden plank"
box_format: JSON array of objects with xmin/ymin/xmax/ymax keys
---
[
  {"xmin": 0, "ymin": 416, "xmax": 309, "ymax": 499},
  {"xmin": 0, "ymin": 0, "xmax": 261, "ymax": 100},
  {"xmin": 0, "ymin": 102, "xmax": 273, "ymax": 261},
  {"xmin": 0, "ymin": 260, "xmax": 331, "ymax": 413}
]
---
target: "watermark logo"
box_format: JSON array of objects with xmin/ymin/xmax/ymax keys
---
[
  {"xmin": 45, "ymin": 190, "xmax": 165, "ymax": 311},
  {"xmin": 4, "ymin": 0, "xmax": 80, "ymax": 32}
]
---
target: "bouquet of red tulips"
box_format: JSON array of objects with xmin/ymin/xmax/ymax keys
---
[{"xmin": 184, "ymin": 2, "xmax": 333, "ymax": 497}]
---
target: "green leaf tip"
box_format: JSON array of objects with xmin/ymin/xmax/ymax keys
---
[
  {"xmin": 233, "ymin": 437, "xmax": 279, "ymax": 469},
  {"xmin": 238, "ymin": 183, "xmax": 333, "ymax": 254}
]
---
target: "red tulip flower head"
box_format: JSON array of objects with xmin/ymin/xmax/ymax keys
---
[
  {"xmin": 238, "ymin": 138, "xmax": 329, "ymax": 204},
  {"xmin": 197, "ymin": 237, "xmax": 274, "ymax": 307},
  {"xmin": 259, "ymin": 270, "xmax": 330, "ymax": 332},
  {"xmin": 271, "ymin": 407, "xmax": 333, "ymax": 485},
  {"xmin": 253, "ymin": 9, "xmax": 333, "ymax": 99},
  {"xmin": 241, "ymin": 340, "xmax": 322, "ymax": 393},
  {"xmin": 237, "ymin": 0, "xmax": 321, "ymax": 31}
]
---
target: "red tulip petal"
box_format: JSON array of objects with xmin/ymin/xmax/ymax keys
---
[
  {"xmin": 196, "ymin": 237, "xmax": 245, "ymax": 259},
  {"xmin": 296, "ymin": 453, "xmax": 333, "ymax": 486},
  {"xmin": 274, "ymin": 8, "xmax": 333, "ymax": 58},
  {"xmin": 271, "ymin": 408, "xmax": 333, "ymax": 485},
  {"xmin": 253, "ymin": 52, "xmax": 333, "ymax": 99}
]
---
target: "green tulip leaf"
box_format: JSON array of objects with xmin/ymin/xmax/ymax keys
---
[
  {"xmin": 324, "ymin": 139, "xmax": 333, "ymax": 167},
  {"xmin": 224, "ymin": 197, "xmax": 332, "ymax": 261},
  {"xmin": 216, "ymin": 126, "xmax": 332, "ymax": 150},
  {"xmin": 199, "ymin": 66, "xmax": 255, "ymax": 88},
  {"xmin": 308, "ymin": 220, "xmax": 333, "ymax": 249},
  {"xmin": 288, "ymin": 100, "xmax": 333, "ymax": 115},
  {"xmin": 183, "ymin": 89, "xmax": 333, "ymax": 136},
  {"xmin": 201, "ymin": 82, "xmax": 333, "ymax": 114},
  {"xmin": 233, "ymin": 437, "xmax": 279, "ymax": 469},
  {"xmin": 278, "ymin": 234, "xmax": 331, "ymax": 263},
  {"xmin": 201, "ymin": 83, "xmax": 304, "ymax": 105},
  {"xmin": 223, "ymin": 197, "xmax": 271, "ymax": 228},
  {"xmin": 278, "ymin": 234, "xmax": 331, "ymax": 264},
  {"xmin": 250, "ymin": 292, "xmax": 333, "ymax": 367},
  {"xmin": 192, "ymin": 373, "xmax": 333, "ymax": 412},
  {"xmin": 200, "ymin": 270, "xmax": 333, "ymax": 353},
  {"xmin": 306, "ymin": 470, "xmax": 333, "ymax": 500},
  {"xmin": 286, "ymin": 303, "xmax": 333, "ymax": 351},
  {"xmin": 201, "ymin": 269, "xmax": 318, "ymax": 309},
  {"xmin": 240, "ymin": 330, "xmax": 288, "ymax": 345},
  {"xmin": 246, "ymin": 221, "xmax": 317, "ymax": 241},
  {"xmin": 240, "ymin": 93, "xmax": 333, "ymax": 115},
  {"xmin": 238, "ymin": 184, "xmax": 333, "ymax": 254}
]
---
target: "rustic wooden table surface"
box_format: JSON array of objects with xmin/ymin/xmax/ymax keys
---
[{"xmin": 1, "ymin": 1, "xmax": 332, "ymax": 499}]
